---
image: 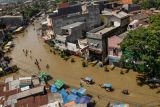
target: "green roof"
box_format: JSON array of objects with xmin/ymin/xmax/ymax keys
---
[{"xmin": 55, "ymin": 80, "xmax": 64, "ymax": 89}]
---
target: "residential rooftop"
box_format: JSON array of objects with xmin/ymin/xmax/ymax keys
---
[
  {"xmin": 102, "ymin": 10, "xmax": 129, "ymax": 19},
  {"xmin": 61, "ymin": 22, "xmax": 84, "ymax": 29},
  {"xmin": 95, "ymin": 26, "xmax": 116, "ymax": 35}
]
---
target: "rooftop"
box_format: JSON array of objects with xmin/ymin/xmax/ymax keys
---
[
  {"xmin": 131, "ymin": 13, "xmax": 149, "ymax": 20},
  {"xmin": 102, "ymin": 10, "xmax": 129, "ymax": 19},
  {"xmin": 61, "ymin": 22, "xmax": 84, "ymax": 29},
  {"xmin": 7, "ymin": 86, "xmax": 44, "ymax": 103},
  {"xmin": 95, "ymin": 26, "xmax": 116, "ymax": 35},
  {"xmin": 55, "ymin": 34, "xmax": 67, "ymax": 42}
]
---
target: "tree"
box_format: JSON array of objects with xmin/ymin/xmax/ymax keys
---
[
  {"xmin": 120, "ymin": 14, "xmax": 160, "ymax": 78},
  {"xmin": 132, "ymin": 0, "xmax": 139, "ymax": 4},
  {"xmin": 139, "ymin": 0, "xmax": 160, "ymax": 9}
]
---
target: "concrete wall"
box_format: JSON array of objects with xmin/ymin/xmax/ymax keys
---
[
  {"xmin": 108, "ymin": 15, "xmax": 130, "ymax": 27},
  {"xmin": 87, "ymin": 4, "xmax": 101, "ymax": 30},
  {"xmin": 52, "ymin": 14, "xmax": 86, "ymax": 35},
  {"xmin": 51, "ymin": 4, "xmax": 101, "ymax": 35},
  {"xmin": 121, "ymin": 17, "xmax": 130, "ymax": 26},
  {"xmin": 108, "ymin": 15, "xmax": 121, "ymax": 27},
  {"xmin": 87, "ymin": 35, "xmax": 102, "ymax": 51},
  {"xmin": 66, "ymin": 25, "xmax": 83, "ymax": 42}
]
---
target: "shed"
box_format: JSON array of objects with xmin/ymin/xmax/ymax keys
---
[
  {"xmin": 8, "ymin": 80, "xmax": 20, "ymax": 91},
  {"xmin": 5, "ymin": 76, "xmax": 13, "ymax": 83},
  {"xmin": 19, "ymin": 80, "xmax": 32, "ymax": 87},
  {"xmin": 48, "ymin": 93, "xmax": 63, "ymax": 104},
  {"xmin": 32, "ymin": 78, "xmax": 40, "ymax": 86}
]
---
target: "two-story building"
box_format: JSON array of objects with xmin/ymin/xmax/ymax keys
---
[
  {"xmin": 48, "ymin": 3, "xmax": 101, "ymax": 36},
  {"xmin": 87, "ymin": 10, "xmax": 129, "ymax": 64},
  {"xmin": 108, "ymin": 35, "xmax": 122, "ymax": 65},
  {"xmin": 87, "ymin": 25, "xmax": 117, "ymax": 63}
]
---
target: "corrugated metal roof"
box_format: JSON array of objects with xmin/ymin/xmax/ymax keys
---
[
  {"xmin": 7, "ymin": 86, "xmax": 44, "ymax": 102},
  {"xmin": 8, "ymin": 80, "xmax": 20, "ymax": 91}
]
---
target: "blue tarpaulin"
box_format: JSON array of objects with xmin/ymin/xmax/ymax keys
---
[
  {"xmin": 78, "ymin": 96, "xmax": 90, "ymax": 104},
  {"xmin": 71, "ymin": 88, "xmax": 78, "ymax": 94},
  {"xmin": 60, "ymin": 88, "xmax": 68, "ymax": 98},
  {"xmin": 103, "ymin": 84, "xmax": 112, "ymax": 88},
  {"xmin": 51, "ymin": 84, "xmax": 58, "ymax": 93},
  {"xmin": 77, "ymin": 88, "xmax": 86, "ymax": 96},
  {"xmin": 67, "ymin": 94, "xmax": 79, "ymax": 102},
  {"xmin": 85, "ymin": 76, "xmax": 92, "ymax": 81}
]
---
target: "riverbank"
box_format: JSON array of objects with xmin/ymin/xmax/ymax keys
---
[{"xmin": 1, "ymin": 19, "xmax": 159, "ymax": 107}]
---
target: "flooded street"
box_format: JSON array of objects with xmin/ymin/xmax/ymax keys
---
[{"xmin": 6, "ymin": 21, "xmax": 160, "ymax": 107}]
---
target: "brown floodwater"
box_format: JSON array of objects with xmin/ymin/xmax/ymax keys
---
[{"xmin": 4, "ymin": 20, "xmax": 160, "ymax": 107}]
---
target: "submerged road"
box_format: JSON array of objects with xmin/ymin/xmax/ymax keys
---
[{"xmin": 9, "ymin": 19, "xmax": 160, "ymax": 107}]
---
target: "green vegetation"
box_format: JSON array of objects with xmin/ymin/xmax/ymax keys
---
[
  {"xmin": 133, "ymin": 0, "xmax": 160, "ymax": 9},
  {"xmin": 60, "ymin": 51, "xmax": 65, "ymax": 58},
  {"xmin": 71, "ymin": 58, "xmax": 75, "ymax": 63},
  {"xmin": 21, "ymin": 0, "xmax": 47, "ymax": 19},
  {"xmin": 82, "ymin": 61, "xmax": 88, "ymax": 67},
  {"xmin": 120, "ymin": 14, "xmax": 160, "ymax": 78},
  {"xmin": 54, "ymin": 0, "xmax": 77, "ymax": 3},
  {"xmin": 104, "ymin": 66, "xmax": 109, "ymax": 72}
]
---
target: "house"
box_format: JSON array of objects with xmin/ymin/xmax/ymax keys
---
[
  {"xmin": 87, "ymin": 10, "xmax": 129, "ymax": 63},
  {"xmin": 108, "ymin": 35, "xmax": 122, "ymax": 65},
  {"xmin": 19, "ymin": 77, "xmax": 32, "ymax": 88},
  {"xmin": 48, "ymin": 3, "xmax": 101, "ymax": 36},
  {"xmin": 87, "ymin": 25, "xmax": 117, "ymax": 62},
  {"xmin": 0, "ymin": 15, "xmax": 23, "ymax": 28},
  {"xmin": 102, "ymin": 10, "xmax": 130, "ymax": 28},
  {"xmin": 122, "ymin": 4, "xmax": 141, "ymax": 13},
  {"xmin": 60, "ymin": 22, "xmax": 85, "ymax": 43}
]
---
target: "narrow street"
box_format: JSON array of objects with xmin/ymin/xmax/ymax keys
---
[{"xmin": 7, "ymin": 19, "xmax": 160, "ymax": 107}]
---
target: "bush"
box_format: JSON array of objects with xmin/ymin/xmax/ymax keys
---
[
  {"xmin": 71, "ymin": 58, "xmax": 75, "ymax": 63},
  {"xmin": 104, "ymin": 66, "xmax": 109, "ymax": 72},
  {"xmin": 120, "ymin": 71, "xmax": 124, "ymax": 75},
  {"xmin": 82, "ymin": 61, "xmax": 88, "ymax": 67},
  {"xmin": 60, "ymin": 51, "xmax": 65, "ymax": 58},
  {"xmin": 64, "ymin": 57, "xmax": 69, "ymax": 61}
]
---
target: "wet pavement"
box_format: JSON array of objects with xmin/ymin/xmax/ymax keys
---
[{"xmin": 7, "ymin": 20, "xmax": 160, "ymax": 107}]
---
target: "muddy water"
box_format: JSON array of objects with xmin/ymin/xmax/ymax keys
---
[{"xmin": 7, "ymin": 21, "xmax": 160, "ymax": 107}]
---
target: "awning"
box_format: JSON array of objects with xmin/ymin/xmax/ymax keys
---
[
  {"xmin": 60, "ymin": 88, "xmax": 68, "ymax": 98},
  {"xmin": 14, "ymin": 27, "xmax": 23, "ymax": 32},
  {"xmin": 77, "ymin": 88, "xmax": 86, "ymax": 95},
  {"xmin": 71, "ymin": 88, "xmax": 78, "ymax": 94},
  {"xmin": 55, "ymin": 80, "xmax": 64, "ymax": 89},
  {"xmin": 67, "ymin": 94, "xmax": 79, "ymax": 102},
  {"xmin": 78, "ymin": 96, "xmax": 90, "ymax": 104},
  {"xmin": 51, "ymin": 84, "xmax": 58, "ymax": 93},
  {"xmin": 108, "ymin": 55, "xmax": 120, "ymax": 62}
]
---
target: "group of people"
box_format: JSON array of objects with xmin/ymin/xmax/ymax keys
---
[{"xmin": 22, "ymin": 49, "xmax": 50, "ymax": 70}]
